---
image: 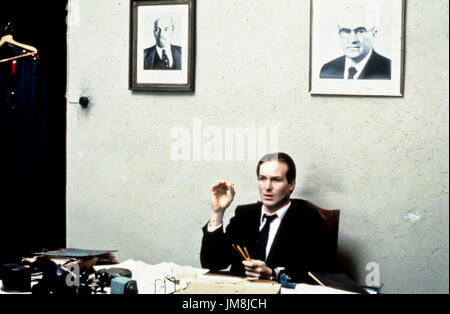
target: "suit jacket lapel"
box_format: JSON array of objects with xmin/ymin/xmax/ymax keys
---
[
  {"xmin": 171, "ymin": 45, "xmax": 181, "ymax": 69},
  {"xmin": 144, "ymin": 47, "xmax": 157, "ymax": 70},
  {"xmin": 149, "ymin": 48, "xmax": 157, "ymax": 69},
  {"xmin": 265, "ymin": 203, "xmax": 294, "ymax": 265},
  {"xmin": 336, "ymin": 56, "xmax": 346, "ymax": 78},
  {"xmin": 249, "ymin": 204, "xmax": 262, "ymax": 240},
  {"xmin": 359, "ymin": 52, "xmax": 375, "ymax": 79}
]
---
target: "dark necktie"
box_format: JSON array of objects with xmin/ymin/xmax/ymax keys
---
[
  {"xmin": 162, "ymin": 49, "xmax": 170, "ymax": 68},
  {"xmin": 348, "ymin": 66, "xmax": 357, "ymax": 79},
  {"xmin": 253, "ymin": 214, "xmax": 278, "ymax": 261}
]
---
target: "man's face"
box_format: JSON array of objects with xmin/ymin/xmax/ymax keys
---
[
  {"xmin": 154, "ymin": 18, "xmax": 173, "ymax": 48},
  {"xmin": 258, "ymin": 161, "xmax": 295, "ymax": 212},
  {"xmin": 338, "ymin": 15, "xmax": 376, "ymax": 63}
]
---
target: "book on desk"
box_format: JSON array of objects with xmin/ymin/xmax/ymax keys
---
[{"xmin": 32, "ymin": 248, "xmax": 119, "ymax": 264}]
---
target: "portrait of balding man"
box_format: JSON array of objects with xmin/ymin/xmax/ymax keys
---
[
  {"xmin": 144, "ymin": 16, "xmax": 182, "ymax": 70},
  {"xmin": 320, "ymin": 3, "xmax": 391, "ymax": 80}
]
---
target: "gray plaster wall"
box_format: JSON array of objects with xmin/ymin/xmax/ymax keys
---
[{"xmin": 66, "ymin": 0, "xmax": 449, "ymax": 293}]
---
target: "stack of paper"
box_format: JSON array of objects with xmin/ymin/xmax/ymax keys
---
[
  {"xmin": 180, "ymin": 275, "xmax": 281, "ymax": 294},
  {"xmin": 281, "ymin": 284, "xmax": 357, "ymax": 294}
]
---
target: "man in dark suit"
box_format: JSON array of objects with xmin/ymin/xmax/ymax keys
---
[
  {"xmin": 144, "ymin": 17, "xmax": 182, "ymax": 70},
  {"xmin": 200, "ymin": 153, "xmax": 333, "ymax": 283},
  {"xmin": 320, "ymin": 4, "xmax": 391, "ymax": 80},
  {"xmin": 320, "ymin": 50, "xmax": 391, "ymax": 80}
]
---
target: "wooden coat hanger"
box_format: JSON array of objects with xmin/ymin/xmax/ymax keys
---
[{"xmin": 0, "ymin": 34, "xmax": 38, "ymax": 63}]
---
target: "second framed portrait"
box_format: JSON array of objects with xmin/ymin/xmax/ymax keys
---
[
  {"xmin": 309, "ymin": 0, "xmax": 405, "ymax": 96},
  {"xmin": 129, "ymin": 0, "xmax": 196, "ymax": 92}
]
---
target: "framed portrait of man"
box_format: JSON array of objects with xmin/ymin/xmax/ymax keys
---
[
  {"xmin": 129, "ymin": 0, "xmax": 195, "ymax": 92},
  {"xmin": 309, "ymin": 0, "xmax": 405, "ymax": 96}
]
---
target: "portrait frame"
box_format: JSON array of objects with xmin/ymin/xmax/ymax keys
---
[
  {"xmin": 129, "ymin": 0, "xmax": 196, "ymax": 92},
  {"xmin": 309, "ymin": 0, "xmax": 405, "ymax": 96}
]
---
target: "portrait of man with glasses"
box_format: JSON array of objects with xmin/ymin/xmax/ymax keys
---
[{"xmin": 319, "ymin": 3, "xmax": 391, "ymax": 80}]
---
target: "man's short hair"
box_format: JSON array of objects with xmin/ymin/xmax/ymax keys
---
[{"xmin": 256, "ymin": 152, "xmax": 296, "ymax": 184}]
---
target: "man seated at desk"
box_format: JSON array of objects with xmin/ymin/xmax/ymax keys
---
[{"xmin": 200, "ymin": 152, "xmax": 334, "ymax": 283}]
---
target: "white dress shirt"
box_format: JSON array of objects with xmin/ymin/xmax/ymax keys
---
[
  {"xmin": 259, "ymin": 201, "xmax": 290, "ymax": 261},
  {"xmin": 156, "ymin": 45, "xmax": 173, "ymax": 67},
  {"xmin": 344, "ymin": 48, "xmax": 373, "ymax": 79}
]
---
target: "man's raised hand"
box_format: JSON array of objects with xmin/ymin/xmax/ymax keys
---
[{"xmin": 210, "ymin": 180, "xmax": 236, "ymax": 213}]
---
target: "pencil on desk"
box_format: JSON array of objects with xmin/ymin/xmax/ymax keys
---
[{"xmin": 308, "ymin": 272, "xmax": 326, "ymax": 287}]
